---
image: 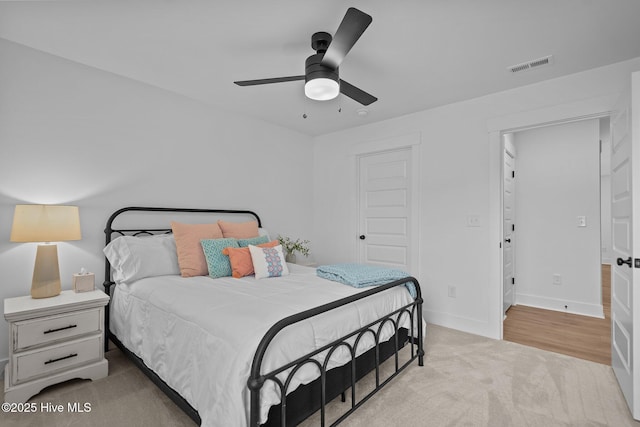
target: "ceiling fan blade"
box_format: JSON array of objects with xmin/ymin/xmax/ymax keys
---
[
  {"xmin": 321, "ymin": 7, "xmax": 372, "ymax": 70},
  {"xmin": 234, "ymin": 75, "xmax": 305, "ymax": 86},
  {"xmin": 340, "ymin": 80, "xmax": 377, "ymax": 106}
]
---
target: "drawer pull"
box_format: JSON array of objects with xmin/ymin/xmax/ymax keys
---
[
  {"xmin": 43, "ymin": 324, "xmax": 78, "ymax": 334},
  {"xmin": 44, "ymin": 353, "xmax": 78, "ymax": 365}
]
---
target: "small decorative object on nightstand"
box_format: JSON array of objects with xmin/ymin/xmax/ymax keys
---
[
  {"xmin": 72, "ymin": 268, "xmax": 95, "ymax": 292},
  {"xmin": 3, "ymin": 290, "xmax": 110, "ymax": 403}
]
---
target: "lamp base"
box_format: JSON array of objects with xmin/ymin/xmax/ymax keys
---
[{"xmin": 31, "ymin": 244, "xmax": 61, "ymax": 299}]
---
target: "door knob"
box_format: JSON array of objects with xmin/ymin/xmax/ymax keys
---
[
  {"xmin": 617, "ymin": 257, "xmax": 632, "ymax": 267},
  {"xmin": 504, "ymin": 238, "xmax": 511, "ymax": 243},
  {"xmin": 359, "ymin": 235, "xmax": 366, "ymax": 240}
]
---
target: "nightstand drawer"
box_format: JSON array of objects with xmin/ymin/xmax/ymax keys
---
[
  {"xmin": 14, "ymin": 308, "xmax": 101, "ymax": 351},
  {"xmin": 13, "ymin": 334, "xmax": 102, "ymax": 384}
]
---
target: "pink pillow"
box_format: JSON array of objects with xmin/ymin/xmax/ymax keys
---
[
  {"xmin": 223, "ymin": 240, "xmax": 279, "ymax": 278},
  {"xmin": 218, "ymin": 220, "xmax": 260, "ymax": 239},
  {"xmin": 171, "ymin": 222, "xmax": 223, "ymax": 277}
]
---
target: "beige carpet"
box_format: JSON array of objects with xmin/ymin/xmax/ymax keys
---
[{"xmin": 2, "ymin": 324, "xmax": 638, "ymax": 427}]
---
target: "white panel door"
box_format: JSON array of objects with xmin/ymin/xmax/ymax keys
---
[
  {"xmin": 503, "ymin": 141, "xmax": 516, "ymax": 314},
  {"xmin": 358, "ymin": 148, "xmax": 412, "ymax": 272},
  {"xmin": 611, "ymin": 74, "xmax": 640, "ymax": 419}
]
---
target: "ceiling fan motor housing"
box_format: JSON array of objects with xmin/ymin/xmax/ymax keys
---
[
  {"xmin": 305, "ymin": 53, "xmax": 339, "ymax": 83},
  {"xmin": 306, "ymin": 32, "xmax": 339, "ymax": 84}
]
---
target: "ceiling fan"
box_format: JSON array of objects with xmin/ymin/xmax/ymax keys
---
[{"xmin": 234, "ymin": 7, "xmax": 377, "ymax": 106}]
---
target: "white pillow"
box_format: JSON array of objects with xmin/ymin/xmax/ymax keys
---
[
  {"xmin": 258, "ymin": 228, "xmax": 270, "ymax": 240},
  {"xmin": 248, "ymin": 244, "xmax": 289, "ymax": 279},
  {"xmin": 103, "ymin": 234, "xmax": 180, "ymax": 283}
]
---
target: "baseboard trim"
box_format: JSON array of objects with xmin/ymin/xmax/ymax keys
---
[
  {"xmin": 423, "ymin": 309, "xmax": 497, "ymax": 339},
  {"xmin": 515, "ymin": 293, "xmax": 604, "ymax": 318}
]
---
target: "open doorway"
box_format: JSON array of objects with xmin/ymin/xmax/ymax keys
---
[{"xmin": 501, "ymin": 116, "xmax": 611, "ymax": 365}]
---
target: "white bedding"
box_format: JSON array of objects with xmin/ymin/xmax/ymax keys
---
[{"xmin": 110, "ymin": 263, "xmax": 416, "ymax": 426}]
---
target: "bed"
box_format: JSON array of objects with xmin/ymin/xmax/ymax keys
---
[{"xmin": 103, "ymin": 207, "xmax": 424, "ymax": 426}]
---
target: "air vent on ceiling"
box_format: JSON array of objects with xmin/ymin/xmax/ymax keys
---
[{"xmin": 507, "ymin": 55, "xmax": 554, "ymax": 73}]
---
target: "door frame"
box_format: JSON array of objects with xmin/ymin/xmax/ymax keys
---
[
  {"xmin": 487, "ymin": 94, "xmax": 618, "ymax": 339},
  {"xmin": 502, "ymin": 136, "xmax": 516, "ymax": 314},
  {"xmin": 350, "ymin": 132, "xmax": 421, "ymax": 277}
]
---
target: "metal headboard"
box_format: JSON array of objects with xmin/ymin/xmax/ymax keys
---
[{"xmin": 103, "ymin": 206, "xmax": 262, "ymax": 291}]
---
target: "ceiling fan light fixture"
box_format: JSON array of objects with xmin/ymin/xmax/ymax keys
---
[
  {"xmin": 234, "ymin": 8, "xmax": 377, "ymax": 105},
  {"xmin": 305, "ymin": 77, "xmax": 340, "ymax": 101}
]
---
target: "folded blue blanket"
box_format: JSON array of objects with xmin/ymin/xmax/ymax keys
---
[{"xmin": 316, "ymin": 263, "xmax": 416, "ymax": 298}]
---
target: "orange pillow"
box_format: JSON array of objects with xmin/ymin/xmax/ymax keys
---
[
  {"xmin": 223, "ymin": 240, "xmax": 279, "ymax": 278},
  {"xmin": 171, "ymin": 222, "xmax": 224, "ymax": 277},
  {"xmin": 218, "ymin": 220, "xmax": 260, "ymax": 239}
]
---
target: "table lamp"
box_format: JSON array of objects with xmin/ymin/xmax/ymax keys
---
[{"xmin": 10, "ymin": 205, "xmax": 82, "ymax": 298}]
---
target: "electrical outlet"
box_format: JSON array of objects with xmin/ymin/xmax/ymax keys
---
[
  {"xmin": 553, "ymin": 274, "xmax": 562, "ymax": 286},
  {"xmin": 448, "ymin": 286, "xmax": 457, "ymax": 298}
]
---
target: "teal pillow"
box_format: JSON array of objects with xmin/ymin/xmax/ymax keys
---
[
  {"xmin": 237, "ymin": 235, "xmax": 270, "ymax": 247},
  {"xmin": 201, "ymin": 238, "xmax": 239, "ymax": 278}
]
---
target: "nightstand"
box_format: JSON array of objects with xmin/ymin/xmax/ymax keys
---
[{"xmin": 3, "ymin": 290, "xmax": 110, "ymax": 403}]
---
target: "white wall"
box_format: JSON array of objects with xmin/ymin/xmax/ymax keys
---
[
  {"xmin": 512, "ymin": 119, "xmax": 602, "ymax": 317},
  {"xmin": 313, "ymin": 57, "xmax": 640, "ymax": 338},
  {"xmin": 0, "ymin": 39, "xmax": 314, "ymax": 363},
  {"xmin": 2, "ymin": 33, "xmax": 639, "ymax": 364}
]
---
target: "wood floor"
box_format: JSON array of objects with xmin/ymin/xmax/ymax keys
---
[{"xmin": 503, "ymin": 264, "xmax": 611, "ymax": 365}]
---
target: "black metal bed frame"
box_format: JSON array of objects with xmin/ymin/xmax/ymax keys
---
[{"xmin": 103, "ymin": 207, "xmax": 424, "ymax": 427}]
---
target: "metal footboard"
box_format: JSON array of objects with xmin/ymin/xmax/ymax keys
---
[{"xmin": 249, "ymin": 277, "xmax": 424, "ymax": 427}]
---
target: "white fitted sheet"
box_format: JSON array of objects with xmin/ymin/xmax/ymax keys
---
[{"xmin": 109, "ymin": 263, "xmax": 415, "ymax": 426}]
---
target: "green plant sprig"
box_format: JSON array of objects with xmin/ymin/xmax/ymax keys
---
[{"xmin": 277, "ymin": 235, "xmax": 310, "ymax": 257}]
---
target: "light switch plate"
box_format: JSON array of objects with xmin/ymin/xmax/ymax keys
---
[
  {"xmin": 577, "ymin": 216, "xmax": 586, "ymax": 227},
  {"xmin": 467, "ymin": 215, "xmax": 481, "ymax": 227}
]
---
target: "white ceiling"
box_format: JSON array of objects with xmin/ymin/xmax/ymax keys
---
[{"xmin": 2, "ymin": 0, "xmax": 640, "ymax": 136}]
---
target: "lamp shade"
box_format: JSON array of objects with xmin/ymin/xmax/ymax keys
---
[{"xmin": 10, "ymin": 205, "xmax": 81, "ymax": 243}]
